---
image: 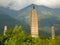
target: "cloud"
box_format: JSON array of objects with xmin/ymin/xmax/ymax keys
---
[
  {"xmin": 0, "ymin": 0, "xmax": 60, "ymax": 10},
  {"xmin": 0, "ymin": 0, "xmax": 32, "ymax": 10},
  {"xmin": 34, "ymin": 0, "xmax": 60, "ymax": 8}
]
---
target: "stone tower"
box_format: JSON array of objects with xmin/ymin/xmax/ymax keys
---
[
  {"xmin": 4, "ymin": 25, "xmax": 7, "ymax": 35},
  {"xmin": 51, "ymin": 25, "xmax": 55, "ymax": 39},
  {"xmin": 30, "ymin": 5, "xmax": 38, "ymax": 37}
]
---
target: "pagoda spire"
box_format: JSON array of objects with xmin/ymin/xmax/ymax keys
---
[
  {"xmin": 31, "ymin": 5, "xmax": 38, "ymax": 37},
  {"xmin": 4, "ymin": 25, "xmax": 7, "ymax": 35},
  {"xmin": 51, "ymin": 24, "xmax": 55, "ymax": 39},
  {"xmin": 33, "ymin": 5, "xmax": 35, "ymax": 9}
]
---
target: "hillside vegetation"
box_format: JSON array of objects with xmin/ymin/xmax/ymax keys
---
[{"xmin": 0, "ymin": 25, "xmax": 60, "ymax": 45}]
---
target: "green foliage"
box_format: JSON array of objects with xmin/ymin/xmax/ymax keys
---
[{"xmin": 0, "ymin": 25, "xmax": 60, "ymax": 45}]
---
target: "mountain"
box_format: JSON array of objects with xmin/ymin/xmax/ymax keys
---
[
  {"xmin": 0, "ymin": 11, "xmax": 22, "ymax": 34},
  {"xmin": 0, "ymin": 4, "xmax": 60, "ymax": 37},
  {"xmin": 0, "ymin": 11, "xmax": 30, "ymax": 34}
]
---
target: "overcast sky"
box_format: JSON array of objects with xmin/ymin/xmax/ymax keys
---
[{"xmin": 0, "ymin": 0, "xmax": 60, "ymax": 10}]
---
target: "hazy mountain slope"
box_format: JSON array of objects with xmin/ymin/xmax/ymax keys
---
[
  {"xmin": 0, "ymin": 11, "xmax": 30, "ymax": 34},
  {"xmin": 0, "ymin": 4, "xmax": 60, "ymax": 36},
  {"xmin": 12, "ymin": 4, "xmax": 60, "ymax": 36},
  {"xmin": 0, "ymin": 11, "xmax": 19, "ymax": 34}
]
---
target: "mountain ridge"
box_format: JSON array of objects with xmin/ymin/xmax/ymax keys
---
[
  {"xmin": 0, "ymin": 4, "xmax": 60, "ymax": 36},
  {"xmin": 0, "ymin": 4, "xmax": 60, "ymax": 16}
]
